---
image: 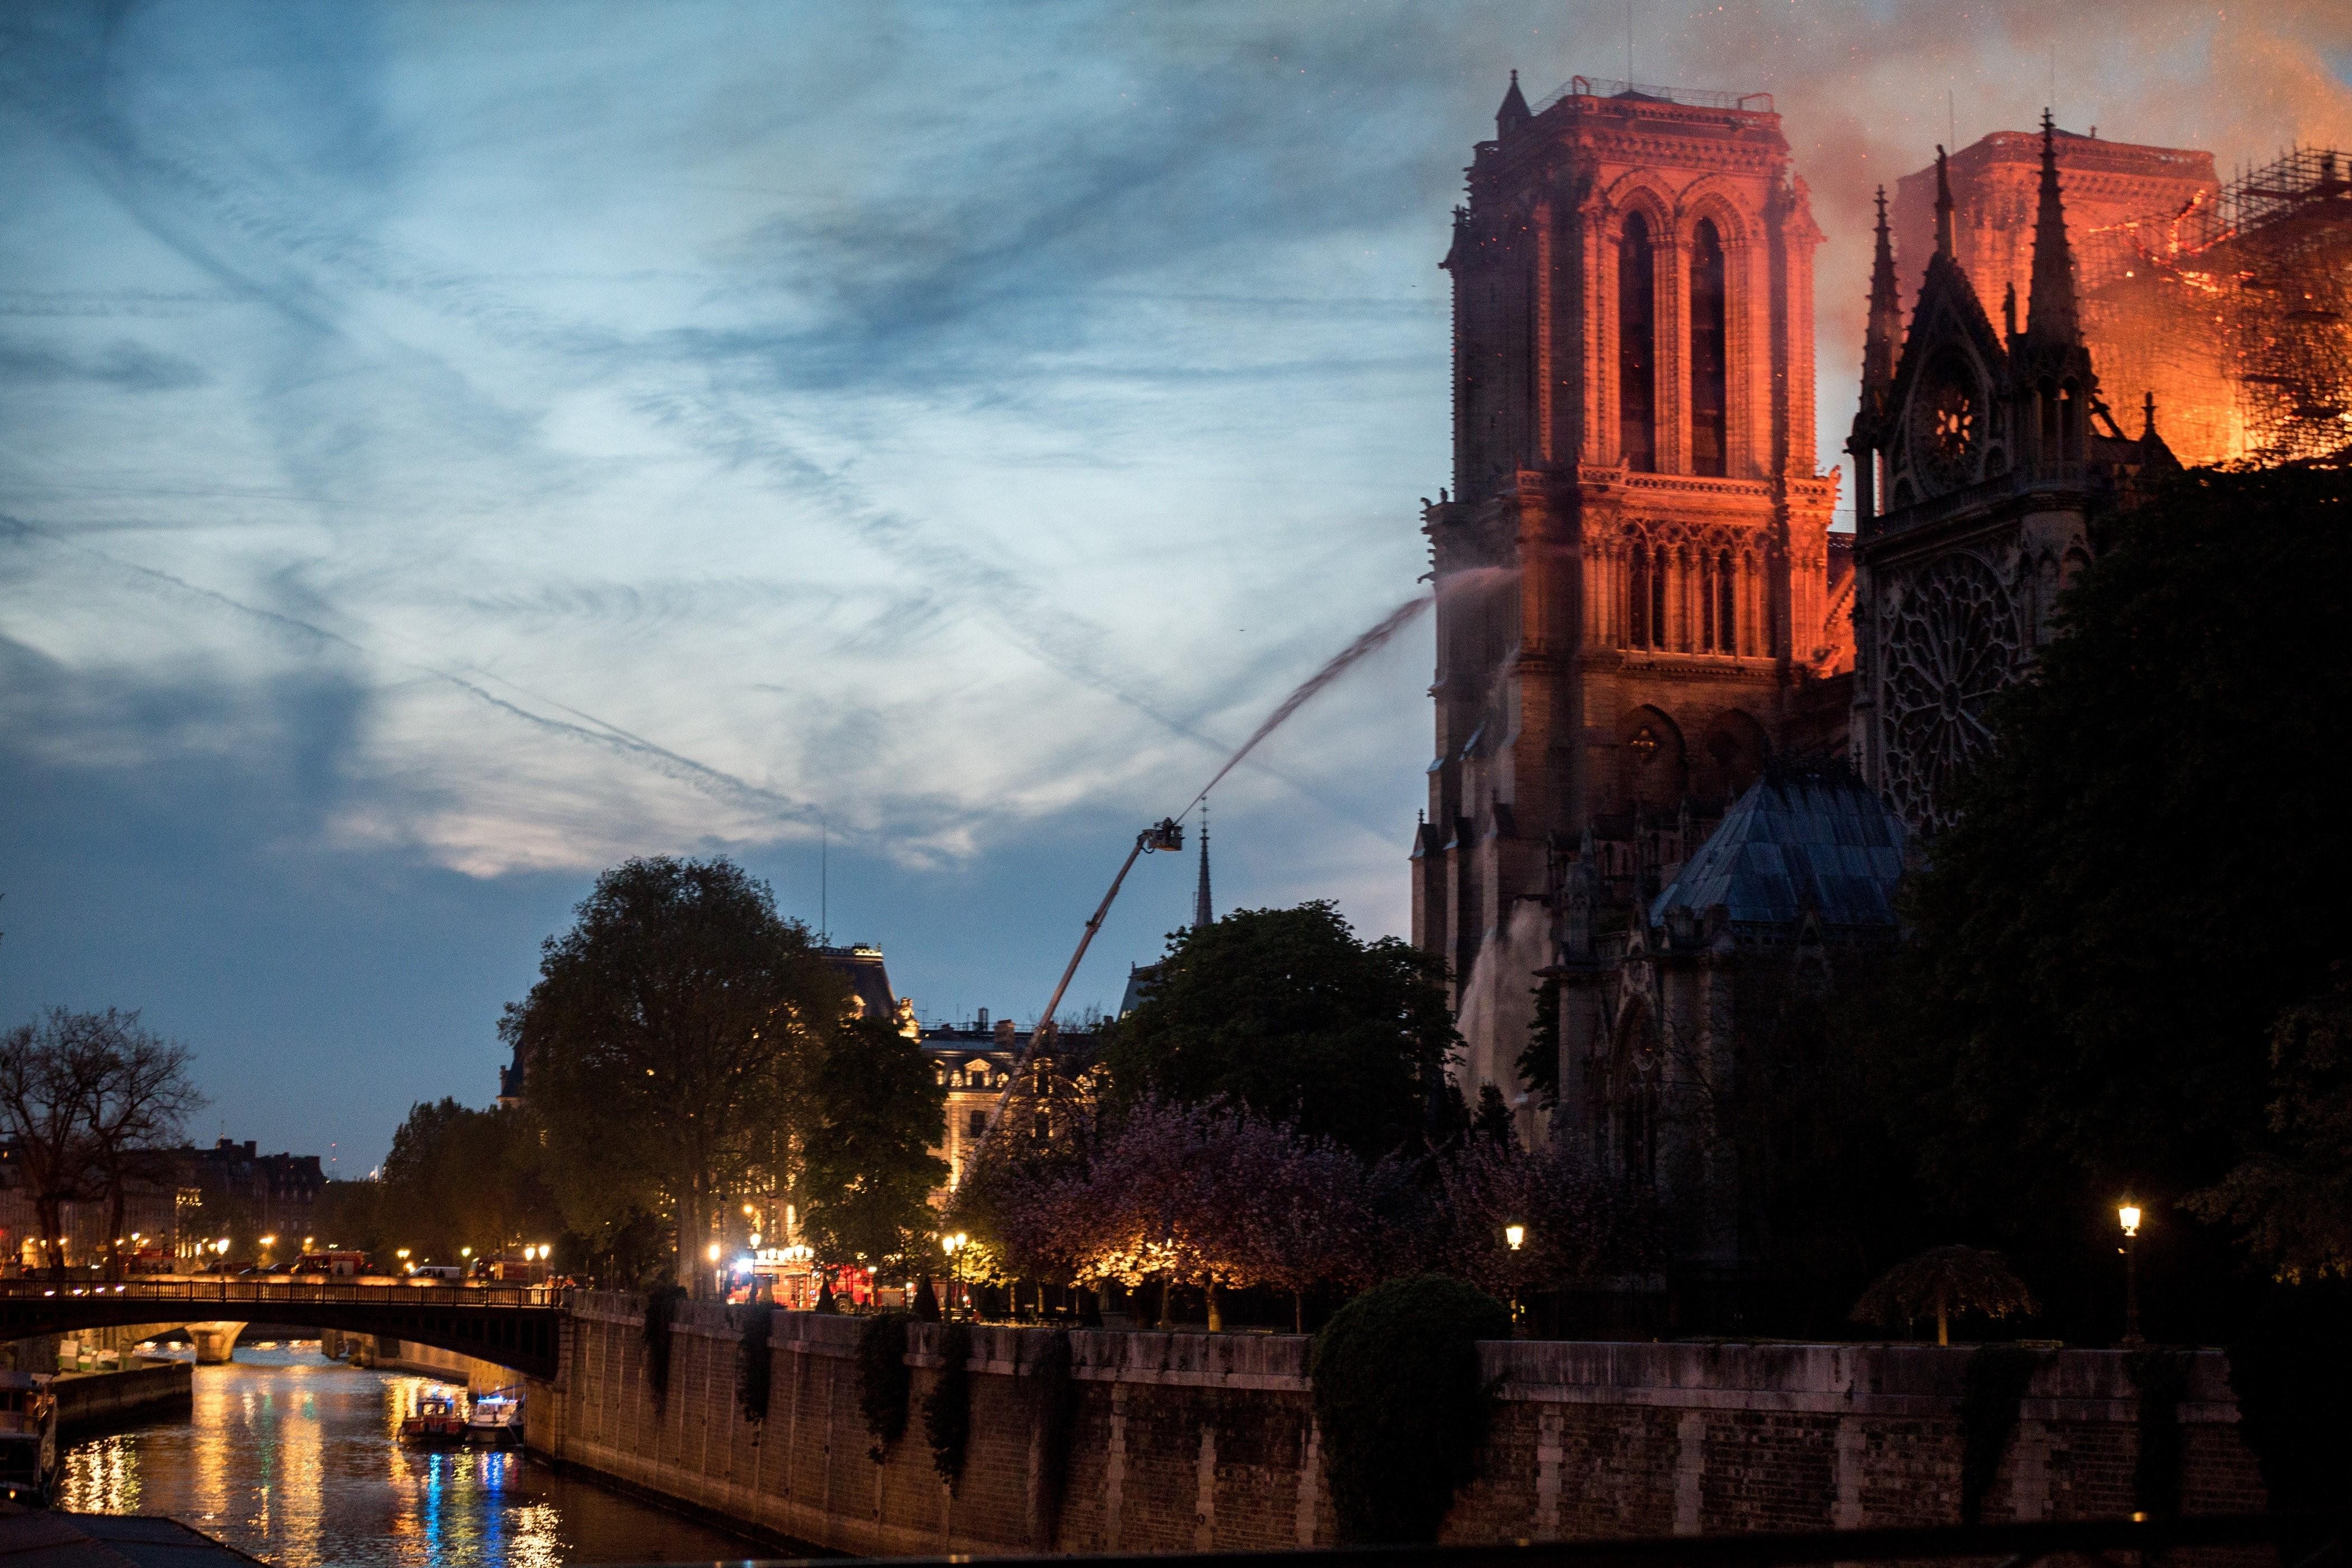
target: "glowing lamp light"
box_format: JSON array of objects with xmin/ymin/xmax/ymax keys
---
[
  {"xmin": 748, "ymin": 1233, "xmax": 762, "ymax": 1249},
  {"xmin": 259, "ymin": 1235, "xmax": 276, "ymax": 1247},
  {"xmin": 2118, "ymin": 1204, "xmax": 2143, "ymax": 1238},
  {"xmin": 396, "ymin": 1248, "xmax": 411, "ymax": 1260},
  {"xmin": 706, "ymin": 1242, "xmax": 722, "ymax": 1263},
  {"xmin": 735, "ymin": 1255, "xmax": 755, "ymax": 1273},
  {"xmin": 1504, "ymin": 1224, "xmax": 1526, "ymax": 1252}
]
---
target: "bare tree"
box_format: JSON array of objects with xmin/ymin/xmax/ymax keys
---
[
  {"xmin": 80, "ymin": 1015, "xmax": 206, "ymax": 1279},
  {"xmin": 0, "ymin": 1011, "xmax": 110, "ymax": 1277},
  {"xmin": 0, "ymin": 1009, "xmax": 204, "ymax": 1280}
]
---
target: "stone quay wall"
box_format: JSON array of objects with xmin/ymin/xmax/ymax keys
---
[{"xmin": 521, "ymin": 1294, "xmax": 2266, "ymax": 1556}]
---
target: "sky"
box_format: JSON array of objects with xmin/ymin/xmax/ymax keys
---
[{"xmin": 4, "ymin": 1, "xmax": 2348, "ymax": 1172}]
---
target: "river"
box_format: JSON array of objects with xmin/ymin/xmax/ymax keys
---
[{"xmin": 53, "ymin": 1343, "xmax": 777, "ymax": 1566}]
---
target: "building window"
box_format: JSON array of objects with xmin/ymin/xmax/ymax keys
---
[
  {"xmin": 1700, "ymin": 552, "xmax": 1716, "ymax": 651},
  {"xmin": 1690, "ymin": 219, "xmax": 1729, "ymax": 477},
  {"xmin": 1618, "ymin": 212, "xmax": 1656, "ymax": 472},
  {"xmin": 1629, "ymin": 542, "xmax": 1650, "ymax": 647},
  {"xmin": 967, "ymin": 1109, "xmax": 987, "ymax": 1140},
  {"xmin": 1717, "ymin": 550, "xmax": 1737, "ymax": 651},
  {"xmin": 1652, "ymin": 549, "xmax": 1669, "ymax": 647}
]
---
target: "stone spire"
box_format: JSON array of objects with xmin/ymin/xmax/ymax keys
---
[
  {"xmin": 2026, "ymin": 110, "xmax": 2081, "ymax": 346},
  {"xmin": 1192, "ymin": 801, "xmax": 1214, "ymax": 931},
  {"xmin": 1933, "ymin": 145, "xmax": 1956, "ymax": 259},
  {"xmin": 1861, "ymin": 186, "xmax": 1902, "ymax": 416},
  {"xmin": 1496, "ymin": 69, "xmax": 1532, "ymax": 138}
]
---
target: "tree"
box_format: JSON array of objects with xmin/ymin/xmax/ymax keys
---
[
  {"xmin": 370, "ymin": 1098, "xmax": 563, "ymax": 1267},
  {"xmin": 797, "ymin": 1014, "xmax": 947, "ymax": 1268},
  {"xmin": 0, "ymin": 1008, "xmax": 204, "ymax": 1278},
  {"xmin": 79, "ymin": 1016, "xmax": 205, "ymax": 1279},
  {"xmin": 1850, "ymin": 1245, "xmax": 2039, "ymax": 1346},
  {"xmin": 505, "ymin": 856, "xmax": 833, "ymax": 1293},
  {"xmin": 1098, "ymin": 902, "xmax": 1459, "ymax": 1159},
  {"xmin": 1429, "ymin": 1131, "xmax": 1658, "ymax": 1302},
  {"xmin": 2187, "ymin": 963, "xmax": 2352, "ymax": 1279},
  {"xmin": 1891, "ymin": 465, "xmax": 2351, "ymax": 1334}
]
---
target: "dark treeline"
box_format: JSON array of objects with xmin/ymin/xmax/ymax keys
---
[
  {"xmin": 325, "ymin": 857, "xmax": 945, "ymax": 1294},
  {"xmin": 1640, "ymin": 465, "xmax": 2352, "ymax": 1342}
]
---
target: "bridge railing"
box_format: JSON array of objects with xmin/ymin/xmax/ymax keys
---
[{"xmin": 0, "ymin": 1277, "xmax": 566, "ymax": 1312}]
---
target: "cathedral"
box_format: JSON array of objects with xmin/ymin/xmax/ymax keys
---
[
  {"xmin": 1409, "ymin": 75, "xmax": 1850, "ymax": 1128},
  {"xmin": 1850, "ymin": 119, "xmax": 2178, "ymax": 833},
  {"xmin": 1413, "ymin": 80, "xmax": 2187, "ymax": 1276}
]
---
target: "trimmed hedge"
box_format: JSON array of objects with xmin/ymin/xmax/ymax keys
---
[
  {"xmin": 857, "ymin": 1312, "xmax": 914, "ymax": 1461},
  {"xmin": 1309, "ymin": 1273, "xmax": 1510, "ymax": 1544}
]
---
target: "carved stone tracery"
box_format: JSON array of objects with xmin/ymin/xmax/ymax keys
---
[{"xmin": 1877, "ymin": 551, "xmax": 2026, "ymax": 832}]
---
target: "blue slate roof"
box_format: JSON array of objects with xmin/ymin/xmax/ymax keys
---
[{"xmin": 1649, "ymin": 771, "xmax": 1908, "ymax": 931}]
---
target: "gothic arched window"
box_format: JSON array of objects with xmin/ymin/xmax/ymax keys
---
[
  {"xmin": 1630, "ymin": 542, "xmax": 1651, "ymax": 648},
  {"xmin": 1700, "ymin": 552, "xmax": 1716, "ymax": 650},
  {"xmin": 1690, "ymin": 218, "xmax": 1729, "ymax": 476},
  {"xmin": 1619, "ymin": 212, "xmax": 1657, "ymax": 472},
  {"xmin": 1717, "ymin": 550, "xmax": 1737, "ymax": 651},
  {"xmin": 1652, "ymin": 547, "xmax": 1669, "ymax": 647}
]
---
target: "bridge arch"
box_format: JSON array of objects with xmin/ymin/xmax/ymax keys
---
[{"xmin": 0, "ymin": 1281, "xmax": 562, "ymax": 1380}]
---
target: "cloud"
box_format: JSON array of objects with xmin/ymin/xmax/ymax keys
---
[{"xmin": 0, "ymin": 337, "xmax": 208, "ymax": 390}]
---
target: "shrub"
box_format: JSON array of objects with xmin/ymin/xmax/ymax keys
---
[
  {"xmin": 1029, "ymin": 1330, "xmax": 1078, "ymax": 1546},
  {"xmin": 923, "ymin": 1321, "xmax": 973, "ymax": 1487},
  {"xmin": 857, "ymin": 1312, "xmax": 913, "ymax": 1461},
  {"xmin": 736, "ymin": 1304, "xmax": 773, "ymax": 1423},
  {"xmin": 2229, "ymin": 1284, "xmax": 2352, "ymax": 1515},
  {"xmin": 1958, "ymin": 1344, "xmax": 2040, "ymax": 1524},
  {"xmin": 1309, "ymin": 1273, "xmax": 1510, "ymax": 1543},
  {"xmin": 641, "ymin": 1284, "xmax": 688, "ymax": 1401},
  {"xmin": 2127, "ymin": 1348, "xmax": 2191, "ymax": 1517}
]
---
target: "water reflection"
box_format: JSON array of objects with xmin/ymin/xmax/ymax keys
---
[{"xmin": 58, "ymin": 1345, "xmax": 765, "ymax": 1567}]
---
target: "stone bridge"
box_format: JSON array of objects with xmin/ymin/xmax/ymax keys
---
[{"xmin": 0, "ymin": 1278, "xmax": 563, "ymax": 1378}]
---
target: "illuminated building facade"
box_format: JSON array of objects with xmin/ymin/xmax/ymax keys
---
[
  {"xmin": 1411, "ymin": 74, "xmax": 1847, "ymax": 1117},
  {"xmin": 1851, "ymin": 122, "xmax": 2178, "ymax": 835}
]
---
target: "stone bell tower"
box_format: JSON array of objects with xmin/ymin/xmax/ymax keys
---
[{"xmin": 1410, "ymin": 74, "xmax": 1845, "ymax": 1105}]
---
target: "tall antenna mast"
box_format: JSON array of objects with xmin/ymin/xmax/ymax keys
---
[
  {"xmin": 1625, "ymin": 0, "xmax": 1633, "ymax": 83},
  {"xmin": 820, "ymin": 816, "xmax": 829, "ymax": 945}
]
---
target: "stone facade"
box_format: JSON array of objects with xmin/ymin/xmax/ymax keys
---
[
  {"xmin": 1851, "ymin": 122, "xmax": 2177, "ymax": 836},
  {"xmin": 1889, "ymin": 128, "xmax": 2236, "ymax": 467},
  {"xmin": 1412, "ymin": 75, "xmax": 1847, "ymax": 1110},
  {"xmin": 525, "ymin": 1296, "xmax": 2266, "ymax": 1554}
]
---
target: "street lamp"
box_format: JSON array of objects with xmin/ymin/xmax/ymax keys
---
[
  {"xmin": 1503, "ymin": 1223, "xmax": 1527, "ymax": 1331},
  {"xmin": 2118, "ymin": 1202, "xmax": 2144, "ymax": 1347},
  {"xmin": 942, "ymin": 1231, "xmax": 969, "ymax": 1319}
]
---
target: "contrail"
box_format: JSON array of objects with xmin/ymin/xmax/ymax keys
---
[{"xmin": 2, "ymin": 515, "xmax": 824, "ymax": 830}]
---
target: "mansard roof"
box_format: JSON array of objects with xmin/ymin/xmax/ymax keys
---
[{"xmin": 1649, "ymin": 768, "xmax": 1907, "ymax": 931}]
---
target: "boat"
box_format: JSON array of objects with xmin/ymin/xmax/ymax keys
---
[
  {"xmin": 464, "ymin": 1386, "xmax": 522, "ymax": 1446},
  {"xmin": 0, "ymin": 1371, "xmax": 58, "ymax": 1506},
  {"xmin": 398, "ymin": 1383, "xmax": 469, "ymax": 1446}
]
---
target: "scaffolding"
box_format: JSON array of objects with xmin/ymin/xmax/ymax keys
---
[{"xmin": 2084, "ymin": 147, "xmax": 2352, "ymax": 465}]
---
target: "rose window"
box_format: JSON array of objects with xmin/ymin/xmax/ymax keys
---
[{"xmin": 1879, "ymin": 553, "xmax": 2024, "ymax": 831}]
